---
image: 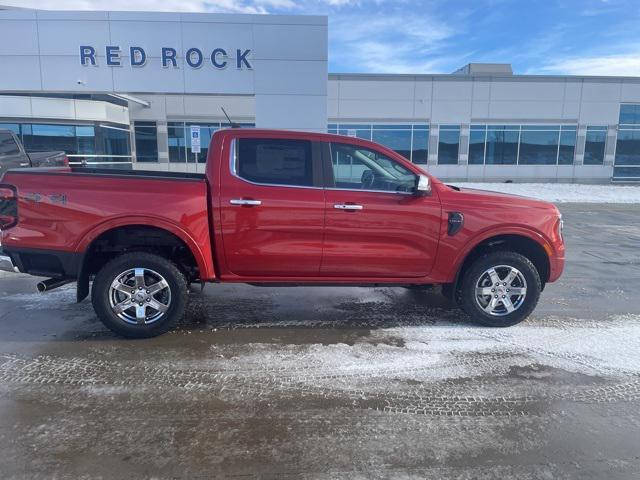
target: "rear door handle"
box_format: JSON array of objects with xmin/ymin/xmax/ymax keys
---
[
  {"xmin": 334, "ymin": 204, "xmax": 363, "ymax": 211},
  {"xmin": 230, "ymin": 199, "xmax": 262, "ymax": 206}
]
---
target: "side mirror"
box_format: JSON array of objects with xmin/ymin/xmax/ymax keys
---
[{"xmin": 415, "ymin": 174, "xmax": 431, "ymax": 196}]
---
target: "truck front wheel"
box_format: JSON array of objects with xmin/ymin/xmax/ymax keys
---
[
  {"xmin": 91, "ymin": 252, "xmax": 188, "ymax": 338},
  {"xmin": 459, "ymin": 251, "xmax": 541, "ymax": 327}
]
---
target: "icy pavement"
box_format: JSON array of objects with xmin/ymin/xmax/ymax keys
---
[
  {"xmin": 0, "ymin": 203, "xmax": 639, "ymax": 479},
  {"xmin": 452, "ymin": 182, "xmax": 640, "ymax": 203}
]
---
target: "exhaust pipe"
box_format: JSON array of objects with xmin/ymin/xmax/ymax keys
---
[{"xmin": 37, "ymin": 278, "xmax": 72, "ymax": 293}]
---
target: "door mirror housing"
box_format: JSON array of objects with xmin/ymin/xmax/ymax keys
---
[{"xmin": 415, "ymin": 174, "xmax": 431, "ymax": 196}]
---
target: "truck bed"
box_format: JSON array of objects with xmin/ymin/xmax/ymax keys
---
[{"xmin": 0, "ymin": 166, "xmax": 215, "ymax": 281}]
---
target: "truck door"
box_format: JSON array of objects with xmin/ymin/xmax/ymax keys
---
[
  {"xmin": 320, "ymin": 141, "xmax": 441, "ymax": 278},
  {"xmin": 0, "ymin": 131, "xmax": 27, "ymax": 175},
  {"xmin": 218, "ymin": 135, "xmax": 325, "ymax": 277}
]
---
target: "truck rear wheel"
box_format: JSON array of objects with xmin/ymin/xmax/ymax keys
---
[
  {"xmin": 91, "ymin": 252, "xmax": 188, "ymax": 338},
  {"xmin": 459, "ymin": 251, "xmax": 541, "ymax": 327}
]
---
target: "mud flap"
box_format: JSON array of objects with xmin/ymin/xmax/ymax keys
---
[{"xmin": 76, "ymin": 268, "xmax": 89, "ymax": 303}]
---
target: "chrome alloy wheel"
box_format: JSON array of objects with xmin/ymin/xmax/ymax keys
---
[
  {"xmin": 474, "ymin": 265, "xmax": 527, "ymax": 317},
  {"xmin": 108, "ymin": 268, "xmax": 171, "ymax": 325}
]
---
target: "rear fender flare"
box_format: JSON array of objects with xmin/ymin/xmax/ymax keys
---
[{"xmin": 75, "ymin": 216, "xmax": 216, "ymax": 281}]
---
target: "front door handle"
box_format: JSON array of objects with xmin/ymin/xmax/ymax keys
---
[
  {"xmin": 334, "ymin": 204, "xmax": 363, "ymax": 211},
  {"xmin": 230, "ymin": 199, "xmax": 262, "ymax": 206}
]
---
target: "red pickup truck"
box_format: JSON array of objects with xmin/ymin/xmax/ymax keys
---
[{"xmin": 0, "ymin": 129, "xmax": 564, "ymax": 338}]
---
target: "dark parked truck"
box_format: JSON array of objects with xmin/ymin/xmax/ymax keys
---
[
  {"xmin": 0, "ymin": 129, "xmax": 565, "ymax": 338},
  {"xmin": 0, "ymin": 128, "xmax": 68, "ymax": 175}
]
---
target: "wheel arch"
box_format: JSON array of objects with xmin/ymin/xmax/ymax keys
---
[
  {"xmin": 450, "ymin": 232, "xmax": 551, "ymax": 297},
  {"xmin": 75, "ymin": 219, "xmax": 215, "ymax": 302}
]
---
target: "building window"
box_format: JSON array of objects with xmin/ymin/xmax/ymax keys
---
[
  {"xmin": 168, "ymin": 121, "xmax": 255, "ymax": 164},
  {"xmin": 411, "ymin": 125, "xmax": 429, "ymax": 164},
  {"xmin": 584, "ymin": 126, "xmax": 607, "ymax": 165},
  {"xmin": 372, "ymin": 125, "xmax": 412, "ymax": 161},
  {"xmin": 328, "ymin": 123, "xmax": 429, "ymax": 164},
  {"xmin": 468, "ymin": 125, "xmax": 487, "ymax": 165},
  {"xmin": 438, "ymin": 125, "xmax": 460, "ymax": 165},
  {"xmin": 619, "ymin": 104, "xmax": 640, "ymax": 125},
  {"xmin": 485, "ymin": 125, "xmax": 519, "ymax": 165},
  {"xmin": 519, "ymin": 126, "xmax": 561, "ymax": 165},
  {"xmin": 558, "ymin": 126, "xmax": 577, "ymax": 165},
  {"xmin": 98, "ymin": 125, "xmax": 130, "ymax": 160},
  {"xmin": 1, "ymin": 122, "xmax": 131, "ymax": 165},
  {"xmin": 22, "ymin": 124, "xmax": 77, "ymax": 154},
  {"xmin": 336, "ymin": 124, "xmax": 373, "ymax": 141},
  {"xmin": 168, "ymin": 122, "xmax": 187, "ymax": 163},
  {"xmin": 467, "ymin": 124, "xmax": 576, "ymax": 165},
  {"xmin": 615, "ymin": 105, "xmax": 640, "ymax": 179},
  {"xmin": 0, "ymin": 123, "xmax": 20, "ymax": 135},
  {"xmin": 134, "ymin": 122, "xmax": 158, "ymax": 163},
  {"xmin": 615, "ymin": 130, "xmax": 640, "ymax": 164}
]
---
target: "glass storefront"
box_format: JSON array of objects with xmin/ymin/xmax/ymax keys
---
[
  {"xmin": 328, "ymin": 123, "xmax": 429, "ymax": 164},
  {"xmin": 469, "ymin": 125, "xmax": 576, "ymax": 165},
  {"xmin": 615, "ymin": 105, "xmax": 640, "ymax": 180},
  {"xmin": 0, "ymin": 121, "xmax": 131, "ymax": 165}
]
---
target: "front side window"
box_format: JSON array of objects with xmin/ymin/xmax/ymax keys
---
[
  {"xmin": 330, "ymin": 142, "xmax": 417, "ymax": 193},
  {"xmin": 236, "ymin": 138, "xmax": 314, "ymax": 187}
]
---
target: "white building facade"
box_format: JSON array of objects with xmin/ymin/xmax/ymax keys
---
[{"xmin": 1, "ymin": 6, "xmax": 639, "ymax": 182}]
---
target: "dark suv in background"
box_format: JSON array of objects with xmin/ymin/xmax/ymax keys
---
[{"xmin": 0, "ymin": 129, "xmax": 68, "ymax": 175}]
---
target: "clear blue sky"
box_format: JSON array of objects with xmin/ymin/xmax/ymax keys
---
[{"xmin": 9, "ymin": 0, "xmax": 640, "ymax": 76}]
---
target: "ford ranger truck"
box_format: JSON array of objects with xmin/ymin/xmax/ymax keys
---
[
  {"xmin": 0, "ymin": 129, "xmax": 565, "ymax": 338},
  {"xmin": 0, "ymin": 129, "xmax": 68, "ymax": 176}
]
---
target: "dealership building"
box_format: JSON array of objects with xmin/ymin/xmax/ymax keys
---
[{"xmin": 1, "ymin": 6, "xmax": 640, "ymax": 182}]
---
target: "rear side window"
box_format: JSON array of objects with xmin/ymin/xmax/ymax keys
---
[
  {"xmin": 0, "ymin": 133, "xmax": 20, "ymax": 156},
  {"xmin": 236, "ymin": 138, "xmax": 313, "ymax": 187}
]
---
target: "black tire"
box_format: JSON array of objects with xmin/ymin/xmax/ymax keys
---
[
  {"xmin": 91, "ymin": 252, "xmax": 188, "ymax": 338},
  {"xmin": 459, "ymin": 251, "xmax": 541, "ymax": 327}
]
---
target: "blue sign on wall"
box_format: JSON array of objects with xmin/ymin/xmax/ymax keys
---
[{"xmin": 79, "ymin": 46, "xmax": 252, "ymax": 70}]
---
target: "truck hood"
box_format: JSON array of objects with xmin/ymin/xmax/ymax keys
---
[{"xmin": 442, "ymin": 183, "xmax": 558, "ymax": 212}]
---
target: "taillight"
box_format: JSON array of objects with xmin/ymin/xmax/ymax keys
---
[
  {"xmin": 62, "ymin": 155, "xmax": 69, "ymax": 166},
  {"xmin": 0, "ymin": 184, "xmax": 17, "ymax": 230}
]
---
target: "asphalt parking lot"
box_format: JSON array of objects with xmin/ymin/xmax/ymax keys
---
[{"xmin": 1, "ymin": 203, "xmax": 640, "ymax": 479}]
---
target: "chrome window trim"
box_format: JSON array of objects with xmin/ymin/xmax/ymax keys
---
[
  {"xmin": 325, "ymin": 187, "xmax": 413, "ymax": 196},
  {"xmin": 228, "ymin": 138, "xmax": 323, "ymax": 191}
]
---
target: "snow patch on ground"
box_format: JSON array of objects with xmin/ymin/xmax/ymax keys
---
[
  {"xmin": 209, "ymin": 314, "xmax": 640, "ymax": 388},
  {"xmin": 452, "ymin": 182, "xmax": 640, "ymax": 203}
]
